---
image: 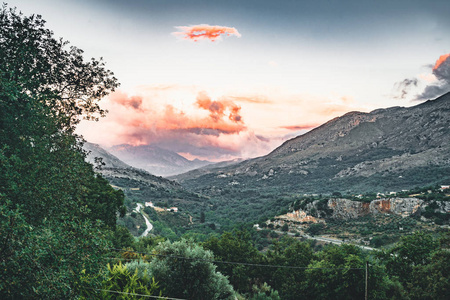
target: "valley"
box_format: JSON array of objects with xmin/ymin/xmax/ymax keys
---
[{"xmin": 85, "ymin": 93, "xmax": 450, "ymax": 250}]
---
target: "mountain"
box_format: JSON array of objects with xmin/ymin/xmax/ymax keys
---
[
  {"xmin": 84, "ymin": 142, "xmax": 131, "ymax": 169},
  {"xmin": 108, "ymin": 144, "xmax": 211, "ymax": 177},
  {"xmin": 82, "ymin": 142, "xmax": 208, "ymax": 219},
  {"xmin": 175, "ymin": 92, "xmax": 450, "ymax": 199},
  {"xmin": 168, "ymin": 158, "xmax": 244, "ymax": 181}
]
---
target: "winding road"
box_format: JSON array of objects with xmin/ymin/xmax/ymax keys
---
[{"xmin": 135, "ymin": 203, "xmax": 153, "ymax": 237}]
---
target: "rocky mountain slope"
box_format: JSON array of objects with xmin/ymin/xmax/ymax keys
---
[
  {"xmin": 176, "ymin": 92, "xmax": 450, "ymax": 194},
  {"xmin": 108, "ymin": 144, "xmax": 211, "ymax": 176}
]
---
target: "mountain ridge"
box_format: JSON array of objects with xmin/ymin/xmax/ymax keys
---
[
  {"xmin": 175, "ymin": 92, "xmax": 450, "ymax": 194},
  {"xmin": 108, "ymin": 144, "xmax": 211, "ymax": 176}
]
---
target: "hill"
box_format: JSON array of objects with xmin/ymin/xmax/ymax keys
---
[
  {"xmin": 176, "ymin": 93, "xmax": 450, "ymax": 193},
  {"xmin": 83, "ymin": 142, "xmax": 211, "ymax": 235},
  {"xmin": 171, "ymin": 93, "xmax": 450, "ymax": 225}
]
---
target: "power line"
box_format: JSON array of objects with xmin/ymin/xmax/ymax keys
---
[
  {"xmin": 92, "ymin": 288, "xmax": 186, "ymax": 300},
  {"xmin": 107, "ymin": 248, "xmax": 365, "ymax": 271}
]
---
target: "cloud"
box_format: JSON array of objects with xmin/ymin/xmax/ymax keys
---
[
  {"xmin": 279, "ymin": 124, "xmax": 319, "ymax": 131},
  {"xmin": 226, "ymin": 95, "xmax": 272, "ymax": 104},
  {"xmin": 433, "ymin": 53, "xmax": 450, "ymax": 71},
  {"xmin": 416, "ymin": 53, "xmax": 450, "ymax": 100},
  {"xmin": 393, "ymin": 78, "xmax": 418, "ymax": 99},
  {"xmin": 173, "ymin": 24, "xmax": 241, "ymax": 42},
  {"xmin": 80, "ymin": 89, "xmax": 253, "ymax": 160},
  {"xmin": 110, "ymin": 92, "xmax": 143, "ymax": 110},
  {"xmin": 195, "ymin": 91, "xmax": 243, "ymax": 123},
  {"xmin": 77, "ymin": 85, "xmax": 362, "ymax": 161}
]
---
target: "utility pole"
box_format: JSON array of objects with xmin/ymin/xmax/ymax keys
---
[{"xmin": 365, "ymin": 261, "xmax": 369, "ymax": 300}]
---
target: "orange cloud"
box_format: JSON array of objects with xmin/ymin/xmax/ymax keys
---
[
  {"xmin": 91, "ymin": 90, "xmax": 248, "ymax": 158},
  {"xmin": 417, "ymin": 53, "xmax": 450, "ymax": 100},
  {"xmin": 196, "ymin": 91, "xmax": 243, "ymax": 123},
  {"xmin": 173, "ymin": 24, "xmax": 241, "ymax": 42},
  {"xmin": 77, "ymin": 85, "xmax": 362, "ymax": 161},
  {"xmin": 433, "ymin": 53, "xmax": 450, "ymax": 70}
]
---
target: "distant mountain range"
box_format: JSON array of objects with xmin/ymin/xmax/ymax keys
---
[
  {"xmin": 107, "ymin": 144, "xmax": 212, "ymax": 176},
  {"xmin": 83, "ymin": 141, "xmax": 197, "ymax": 195},
  {"xmin": 175, "ymin": 92, "xmax": 450, "ymax": 195}
]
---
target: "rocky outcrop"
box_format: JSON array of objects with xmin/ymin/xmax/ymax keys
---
[
  {"xmin": 370, "ymin": 198, "xmax": 423, "ymax": 217},
  {"xmin": 328, "ymin": 198, "xmax": 370, "ymax": 219},
  {"xmin": 283, "ymin": 197, "xmax": 449, "ymax": 221},
  {"xmin": 280, "ymin": 210, "xmax": 321, "ymax": 223}
]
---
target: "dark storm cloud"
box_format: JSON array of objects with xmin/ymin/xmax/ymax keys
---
[
  {"xmin": 393, "ymin": 78, "xmax": 418, "ymax": 99},
  {"xmin": 416, "ymin": 54, "xmax": 450, "ymax": 101}
]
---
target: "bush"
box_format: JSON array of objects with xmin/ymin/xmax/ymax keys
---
[
  {"xmin": 101, "ymin": 262, "xmax": 161, "ymax": 299},
  {"xmin": 150, "ymin": 239, "xmax": 234, "ymax": 300}
]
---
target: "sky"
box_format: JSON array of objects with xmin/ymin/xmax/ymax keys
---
[{"xmin": 7, "ymin": 0, "xmax": 450, "ymax": 161}]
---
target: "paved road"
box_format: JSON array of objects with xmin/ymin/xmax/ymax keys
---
[
  {"xmin": 267, "ymin": 227, "xmax": 379, "ymax": 251},
  {"xmin": 135, "ymin": 203, "xmax": 153, "ymax": 237}
]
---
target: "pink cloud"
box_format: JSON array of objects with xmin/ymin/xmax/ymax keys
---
[
  {"xmin": 173, "ymin": 24, "xmax": 241, "ymax": 42},
  {"xmin": 78, "ymin": 86, "xmax": 362, "ymax": 160},
  {"xmin": 280, "ymin": 124, "xmax": 319, "ymax": 131}
]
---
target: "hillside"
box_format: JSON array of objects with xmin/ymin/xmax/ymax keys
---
[
  {"xmin": 169, "ymin": 93, "xmax": 450, "ymax": 225},
  {"xmin": 83, "ymin": 142, "xmax": 211, "ymax": 235},
  {"xmin": 176, "ymin": 93, "xmax": 450, "ymax": 194}
]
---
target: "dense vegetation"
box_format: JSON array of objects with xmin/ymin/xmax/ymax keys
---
[
  {"xmin": 112, "ymin": 229, "xmax": 449, "ymax": 300},
  {"xmin": 0, "ymin": 5, "xmax": 126, "ymax": 298}
]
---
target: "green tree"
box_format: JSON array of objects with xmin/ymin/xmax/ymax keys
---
[
  {"xmin": 302, "ymin": 244, "xmax": 400, "ymax": 300},
  {"xmin": 203, "ymin": 230, "xmax": 261, "ymax": 292},
  {"xmin": 0, "ymin": 4, "xmax": 123, "ymax": 298},
  {"xmin": 149, "ymin": 239, "xmax": 235, "ymax": 300},
  {"xmin": 377, "ymin": 231, "xmax": 439, "ymax": 285},
  {"xmin": 264, "ymin": 238, "xmax": 314, "ymax": 300}
]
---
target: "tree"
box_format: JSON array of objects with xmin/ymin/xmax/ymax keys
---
[
  {"xmin": 302, "ymin": 244, "xmax": 400, "ymax": 300},
  {"xmin": 376, "ymin": 231, "xmax": 439, "ymax": 284},
  {"xmin": 200, "ymin": 211, "xmax": 206, "ymax": 223},
  {"xmin": 0, "ymin": 4, "xmax": 123, "ymax": 298},
  {"xmin": 377, "ymin": 232, "xmax": 449, "ymax": 299},
  {"xmin": 263, "ymin": 237, "xmax": 314, "ymax": 300},
  {"xmin": 0, "ymin": 4, "xmax": 123, "ymax": 226},
  {"xmin": 203, "ymin": 230, "xmax": 262, "ymax": 292},
  {"xmin": 149, "ymin": 239, "xmax": 235, "ymax": 300}
]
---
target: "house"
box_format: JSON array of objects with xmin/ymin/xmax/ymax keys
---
[
  {"xmin": 440, "ymin": 185, "xmax": 450, "ymax": 191},
  {"xmin": 145, "ymin": 201, "xmax": 154, "ymax": 207},
  {"xmin": 167, "ymin": 207, "xmax": 178, "ymax": 212}
]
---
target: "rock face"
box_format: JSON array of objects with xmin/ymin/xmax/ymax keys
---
[
  {"xmin": 328, "ymin": 198, "xmax": 371, "ymax": 219},
  {"xmin": 370, "ymin": 198, "xmax": 423, "ymax": 217},
  {"xmin": 283, "ymin": 197, "xmax": 449, "ymax": 221},
  {"xmin": 280, "ymin": 210, "xmax": 321, "ymax": 223}
]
